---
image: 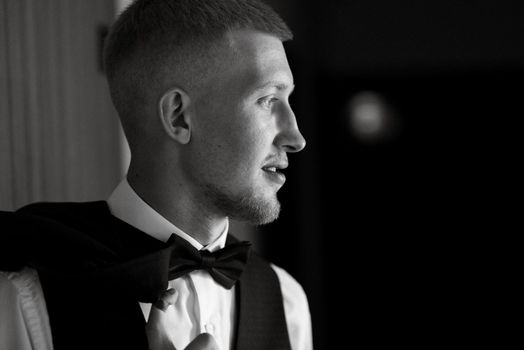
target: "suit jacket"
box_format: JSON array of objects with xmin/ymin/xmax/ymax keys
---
[{"xmin": 0, "ymin": 202, "xmax": 291, "ymax": 350}]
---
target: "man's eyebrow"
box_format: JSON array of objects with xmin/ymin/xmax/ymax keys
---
[{"xmin": 254, "ymin": 81, "xmax": 295, "ymax": 93}]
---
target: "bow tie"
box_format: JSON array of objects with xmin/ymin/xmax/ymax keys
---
[{"xmin": 167, "ymin": 234, "xmax": 251, "ymax": 289}]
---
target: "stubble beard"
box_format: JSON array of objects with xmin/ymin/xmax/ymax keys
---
[{"xmin": 205, "ymin": 183, "xmax": 281, "ymax": 225}]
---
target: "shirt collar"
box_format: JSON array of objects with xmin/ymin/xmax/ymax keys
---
[{"xmin": 107, "ymin": 178, "xmax": 228, "ymax": 252}]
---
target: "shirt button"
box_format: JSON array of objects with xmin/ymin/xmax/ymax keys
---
[{"xmin": 205, "ymin": 323, "xmax": 215, "ymax": 334}]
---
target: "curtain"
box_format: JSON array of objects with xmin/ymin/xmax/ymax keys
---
[{"xmin": 0, "ymin": 0, "xmax": 122, "ymax": 210}]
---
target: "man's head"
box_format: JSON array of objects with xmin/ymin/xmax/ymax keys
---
[{"xmin": 103, "ymin": 0, "xmax": 306, "ymax": 225}]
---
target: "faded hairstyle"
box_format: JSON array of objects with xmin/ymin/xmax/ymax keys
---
[{"xmin": 103, "ymin": 0, "xmax": 292, "ymax": 150}]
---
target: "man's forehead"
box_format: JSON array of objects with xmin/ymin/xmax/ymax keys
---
[
  {"xmin": 225, "ymin": 29, "xmax": 287, "ymax": 59},
  {"xmin": 227, "ymin": 32, "xmax": 291, "ymax": 76},
  {"xmin": 191, "ymin": 29, "xmax": 293, "ymax": 98},
  {"xmin": 229, "ymin": 60, "xmax": 294, "ymax": 96}
]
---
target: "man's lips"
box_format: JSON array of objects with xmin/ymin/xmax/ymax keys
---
[
  {"xmin": 262, "ymin": 166, "xmax": 283, "ymax": 173},
  {"xmin": 262, "ymin": 158, "xmax": 288, "ymax": 171},
  {"xmin": 262, "ymin": 163, "xmax": 287, "ymax": 185}
]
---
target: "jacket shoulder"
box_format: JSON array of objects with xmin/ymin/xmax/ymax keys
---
[
  {"xmin": 1, "ymin": 201, "xmax": 112, "ymax": 272},
  {"xmin": 17, "ymin": 201, "xmax": 107, "ymax": 218}
]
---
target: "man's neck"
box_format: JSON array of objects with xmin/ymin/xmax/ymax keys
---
[{"xmin": 127, "ymin": 170, "xmax": 227, "ymax": 246}]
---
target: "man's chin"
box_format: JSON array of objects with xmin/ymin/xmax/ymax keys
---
[
  {"xmin": 231, "ymin": 196, "xmax": 281, "ymax": 225},
  {"xmin": 206, "ymin": 184, "xmax": 281, "ymax": 224}
]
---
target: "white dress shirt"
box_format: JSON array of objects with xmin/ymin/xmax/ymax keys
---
[{"xmin": 0, "ymin": 179, "xmax": 313, "ymax": 350}]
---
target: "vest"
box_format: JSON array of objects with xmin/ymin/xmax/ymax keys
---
[{"xmin": 0, "ymin": 202, "xmax": 291, "ymax": 350}]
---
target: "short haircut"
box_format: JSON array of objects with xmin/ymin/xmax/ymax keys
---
[{"xmin": 103, "ymin": 0, "xmax": 293, "ymax": 149}]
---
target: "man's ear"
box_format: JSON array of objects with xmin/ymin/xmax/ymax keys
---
[{"xmin": 158, "ymin": 88, "xmax": 191, "ymax": 144}]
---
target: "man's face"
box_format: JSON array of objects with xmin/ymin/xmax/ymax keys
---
[{"xmin": 182, "ymin": 30, "xmax": 306, "ymax": 224}]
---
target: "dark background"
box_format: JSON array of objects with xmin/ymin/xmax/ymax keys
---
[{"xmin": 261, "ymin": 1, "xmax": 522, "ymax": 348}]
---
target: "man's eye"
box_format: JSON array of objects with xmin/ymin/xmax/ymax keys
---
[{"xmin": 258, "ymin": 97, "xmax": 278, "ymax": 109}]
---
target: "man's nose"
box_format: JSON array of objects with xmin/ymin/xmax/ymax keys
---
[{"xmin": 275, "ymin": 105, "xmax": 306, "ymax": 153}]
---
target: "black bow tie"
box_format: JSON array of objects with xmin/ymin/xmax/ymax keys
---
[{"xmin": 167, "ymin": 234, "xmax": 251, "ymax": 289}]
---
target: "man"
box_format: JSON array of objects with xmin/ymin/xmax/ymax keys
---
[{"xmin": 0, "ymin": 0, "xmax": 311, "ymax": 349}]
